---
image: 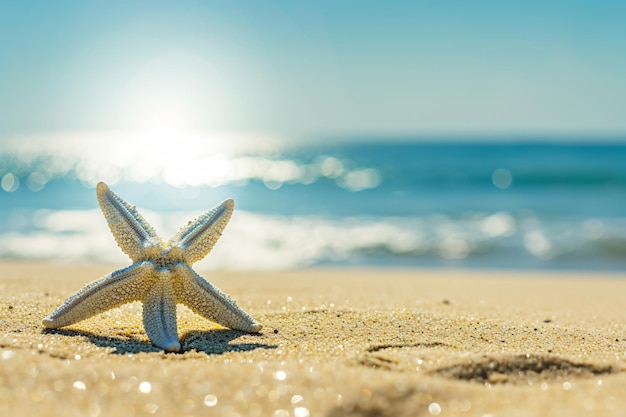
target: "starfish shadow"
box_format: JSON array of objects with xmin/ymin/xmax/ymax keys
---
[
  {"xmin": 181, "ymin": 329, "xmax": 278, "ymax": 355},
  {"xmin": 43, "ymin": 328, "xmax": 161, "ymax": 354},
  {"xmin": 43, "ymin": 328, "xmax": 277, "ymax": 355}
]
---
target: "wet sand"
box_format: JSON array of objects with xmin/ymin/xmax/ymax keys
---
[{"xmin": 1, "ymin": 261, "xmax": 626, "ymax": 416}]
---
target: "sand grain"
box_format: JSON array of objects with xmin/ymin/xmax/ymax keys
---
[{"xmin": 1, "ymin": 262, "xmax": 626, "ymax": 416}]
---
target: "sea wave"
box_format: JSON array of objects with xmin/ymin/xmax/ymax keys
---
[
  {"xmin": 2, "ymin": 138, "xmax": 626, "ymax": 270},
  {"xmin": 2, "ymin": 208, "xmax": 625, "ymax": 270}
]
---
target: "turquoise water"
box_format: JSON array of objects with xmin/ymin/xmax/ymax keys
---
[{"xmin": 1, "ymin": 136, "xmax": 625, "ymax": 270}]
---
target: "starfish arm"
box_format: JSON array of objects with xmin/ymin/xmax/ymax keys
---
[
  {"xmin": 143, "ymin": 269, "xmax": 180, "ymax": 352},
  {"xmin": 96, "ymin": 182, "xmax": 160, "ymax": 262},
  {"xmin": 43, "ymin": 261, "xmax": 154, "ymax": 329},
  {"xmin": 175, "ymin": 263, "xmax": 262, "ymax": 333},
  {"xmin": 168, "ymin": 199, "xmax": 234, "ymax": 265}
]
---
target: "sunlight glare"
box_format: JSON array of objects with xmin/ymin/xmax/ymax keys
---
[{"xmin": 3, "ymin": 131, "xmax": 382, "ymax": 192}]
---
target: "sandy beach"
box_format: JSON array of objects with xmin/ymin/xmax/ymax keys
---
[{"xmin": 1, "ymin": 261, "xmax": 626, "ymax": 416}]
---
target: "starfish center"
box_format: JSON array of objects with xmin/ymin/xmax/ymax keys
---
[{"xmin": 142, "ymin": 242, "xmax": 185, "ymax": 267}]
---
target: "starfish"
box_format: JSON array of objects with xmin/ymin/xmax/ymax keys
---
[{"xmin": 43, "ymin": 182, "xmax": 262, "ymax": 352}]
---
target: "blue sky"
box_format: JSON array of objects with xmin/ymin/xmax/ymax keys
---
[{"xmin": 1, "ymin": 1, "xmax": 626, "ymax": 139}]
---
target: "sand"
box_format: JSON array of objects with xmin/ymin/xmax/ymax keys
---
[{"xmin": 1, "ymin": 261, "xmax": 626, "ymax": 417}]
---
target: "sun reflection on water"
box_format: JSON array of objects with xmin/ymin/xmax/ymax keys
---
[{"xmin": 1, "ymin": 131, "xmax": 381, "ymax": 192}]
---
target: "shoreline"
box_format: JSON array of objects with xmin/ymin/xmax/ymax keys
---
[{"xmin": 1, "ymin": 261, "xmax": 626, "ymax": 416}]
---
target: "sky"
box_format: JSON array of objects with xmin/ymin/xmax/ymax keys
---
[{"xmin": 1, "ymin": 0, "xmax": 626, "ymax": 140}]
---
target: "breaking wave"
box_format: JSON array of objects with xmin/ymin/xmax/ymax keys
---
[{"xmin": 2, "ymin": 208, "xmax": 625, "ymax": 270}]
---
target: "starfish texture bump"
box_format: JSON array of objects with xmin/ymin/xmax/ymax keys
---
[{"xmin": 43, "ymin": 182, "xmax": 262, "ymax": 352}]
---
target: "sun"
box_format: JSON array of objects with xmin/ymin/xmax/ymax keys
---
[
  {"xmin": 140, "ymin": 99, "xmax": 189, "ymax": 133},
  {"xmin": 120, "ymin": 51, "xmax": 232, "ymax": 132}
]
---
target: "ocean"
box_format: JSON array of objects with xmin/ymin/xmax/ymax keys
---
[{"xmin": 1, "ymin": 135, "xmax": 625, "ymax": 271}]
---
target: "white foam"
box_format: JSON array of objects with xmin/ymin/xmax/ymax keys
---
[{"xmin": 1, "ymin": 206, "xmax": 625, "ymax": 269}]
